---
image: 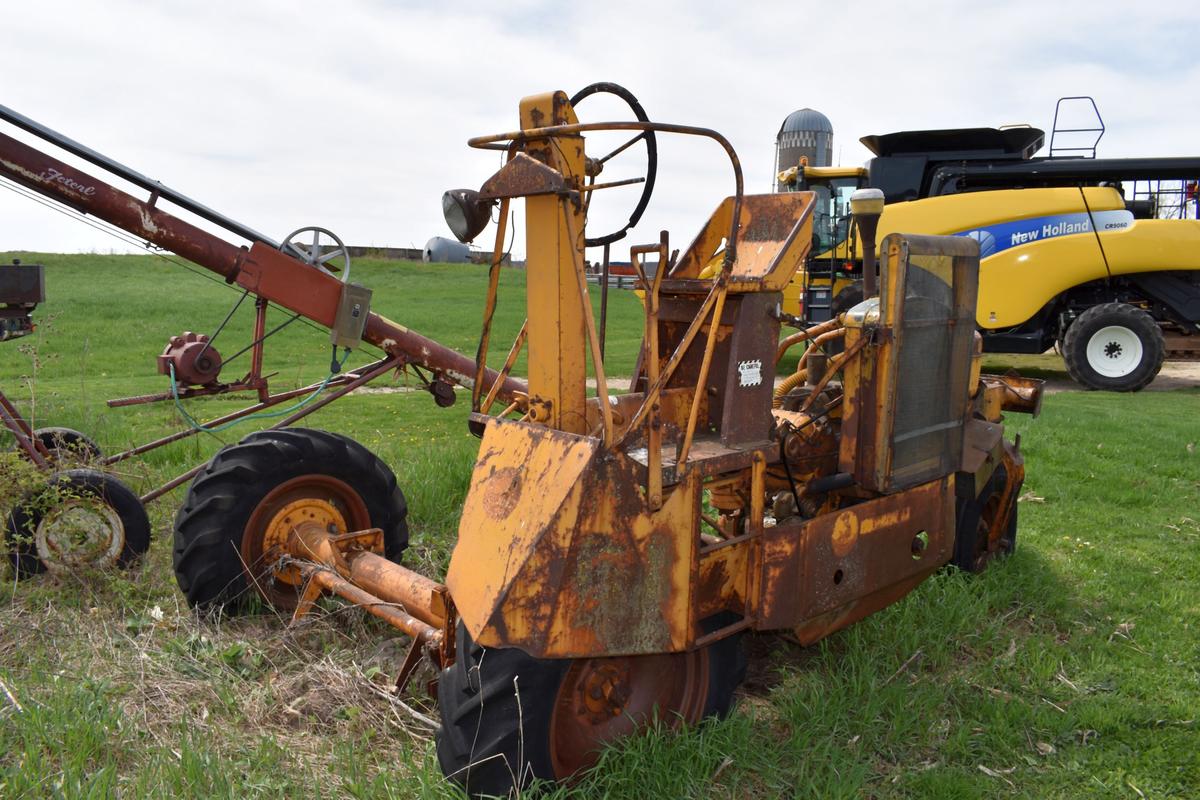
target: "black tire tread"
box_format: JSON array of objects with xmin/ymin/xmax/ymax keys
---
[
  {"xmin": 952, "ymin": 466, "xmax": 1017, "ymax": 573},
  {"xmin": 172, "ymin": 427, "xmax": 407, "ymax": 609},
  {"xmin": 33, "ymin": 427, "xmax": 103, "ymax": 461},
  {"xmin": 436, "ymin": 616, "xmax": 746, "ymax": 797}
]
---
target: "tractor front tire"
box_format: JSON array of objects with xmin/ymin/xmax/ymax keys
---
[
  {"xmin": 436, "ymin": 617, "xmax": 746, "ymax": 797},
  {"xmin": 1062, "ymin": 302, "xmax": 1165, "ymax": 392},
  {"xmin": 5, "ymin": 469, "xmax": 150, "ymax": 578},
  {"xmin": 952, "ymin": 466, "xmax": 1018, "ymax": 573},
  {"xmin": 172, "ymin": 428, "xmax": 407, "ymax": 611}
]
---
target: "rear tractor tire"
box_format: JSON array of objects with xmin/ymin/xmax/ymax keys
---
[
  {"xmin": 172, "ymin": 428, "xmax": 408, "ymax": 611},
  {"xmin": 5, "ymin": 468, "xmax": 150, "ymax": 579},
  {"xmin": 1062, "ymin": 302, "xmax": 1165, "ymax": 392},
  {"xmin": 436, "ymin": 616, "xmax": 747, "ymax": 797}
]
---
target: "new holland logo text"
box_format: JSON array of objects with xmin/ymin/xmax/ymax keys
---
[{"xmin": 957, "ymin": 210, "xmax": 1133, "ymax": 258}]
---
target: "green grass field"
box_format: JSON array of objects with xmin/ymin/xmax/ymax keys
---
[{"xmin": 1, "ymin": 253, "xmax": 1198, "ymax": 798}]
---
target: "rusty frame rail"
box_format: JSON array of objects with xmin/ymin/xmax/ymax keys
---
[
  {"xmin": 0, "ymin": 387, "xmax": 51, "ymax": 469},
  {"xmin": 0, "ymin": 129, "xmax": 527, "ymax": 405},
  {"xmin": 137, "ymin": 355, "xmax": 404, "ymax": 504}
]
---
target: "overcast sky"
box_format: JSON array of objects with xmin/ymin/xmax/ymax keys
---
[{"xmin": 2, "ymin": 1, "xmax": 1198, "ymax": 261}]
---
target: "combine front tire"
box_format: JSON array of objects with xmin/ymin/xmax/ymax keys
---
[
  {"xmin": 436, "ymin": 618, "xmax": 746, "ymax": 796},
  {"xmin": 172, "ymin": 428, "xmax": 407, "ymax": 611},
  {"xmin": 1062, "ymin": 303, "xmax": 1165, "ymax": 392},
  {"xmin": 5, "ymin": 469, "xmax": 150, "ymax": 578}
]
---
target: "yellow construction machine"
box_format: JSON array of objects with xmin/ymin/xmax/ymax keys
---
[{"xmin": 159, "ymin": 84, "xmax": 1042, "ymax": 795}]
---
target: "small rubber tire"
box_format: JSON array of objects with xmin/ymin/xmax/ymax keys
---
[
  {"xmin": 9, "ymin": 427, "xmax": 102, "ymax": 464},
  {"xmin": 5, "ymin": 468, "xmax": 150, "ymax": 579},
  {"xmin": 826, "ymin": 285, "xmax": 865, "ymax": 355},
  {"xmin": 172, "ymin": 427, "xmax": 407, "ymax": 611},
  {"xmin": 952, "ymin": 466, "xmax": 1018, "ymax": 573},
  {"xmin": 436, "ymin": 615, "xmax": 746, "ymax": 797},
  {"xmin": 32, "ymin": 427, "xmax": 103, "ymax": 462},
  {"xmin": 1061, "ymin": 302, "xmax": 1165, "ymax": 392},
  {"xmin": 829, "ymin": 284, "xmax": 865, "ymax": 320}
]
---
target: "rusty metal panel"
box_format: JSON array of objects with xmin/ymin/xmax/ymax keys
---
[
  {"xmin": 758, "ymin": 477, "xmax": 953, "ymax": 635},
  {"xmin": 720, "ymin": 292, "xmax": 781, "ymax": 447},
  {"xmin": 670, "ymin": 193, "xmax": 814, "ymax": 290},
  {"xmin": 448, "ymin": 417, "xmax": 701, "ymax": 658},
  {"xmin": 727, "ymin": 193, "xmax": 815, "ymax": 290},
  {"xmin": 696, "ymin": 536, "xmax": 752, "ymax": 619},
  {"xmin": 961, "ymin": 417, "xmax": 1003, "ymax": 477},
  {"xmin": 235, "ymin": 243, "xmax": 342, "ymax": 328},
  {"xmin": 480, "ymin": 152, "xmax": 567, "ymax": 200},
  {"xmin": 446, "ymin": 418, "xmax": 598, "ymax": 639}
]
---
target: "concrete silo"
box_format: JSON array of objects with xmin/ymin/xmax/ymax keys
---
[{"xmin": 774, "ymin": 108, "xmax": 834, "ymax": 191}]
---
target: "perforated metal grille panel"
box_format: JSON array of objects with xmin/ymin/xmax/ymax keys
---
[{"xmin": 889, "ymin": 251, "xmax": 974, "ymax": 488}]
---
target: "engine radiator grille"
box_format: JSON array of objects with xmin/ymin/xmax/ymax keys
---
[{"xmin": 843, "ymin": 233, "xmax": 980, "ymax": 493}]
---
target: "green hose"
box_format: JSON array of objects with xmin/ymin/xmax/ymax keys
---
[{"xmin": 169, "ymin": 347, "xmax": 350, "ymax": 434}]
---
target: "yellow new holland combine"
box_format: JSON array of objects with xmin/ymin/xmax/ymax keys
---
[{"xmin": 781, "ymin": 125, "xmax": 1200, "ymax": 391}]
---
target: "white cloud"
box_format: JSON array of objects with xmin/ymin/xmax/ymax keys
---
[{"xmin": 1, "ymin": 0, "xmax": 1197, "ymax": 259}]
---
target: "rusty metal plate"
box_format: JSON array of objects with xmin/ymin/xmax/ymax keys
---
[
  {"xmin": 720, "ymin": 292, "xmax": 781, "ymax": 447},
  {"xmin": 727, "ymin": 193, "xmax": 815, "ymax": 289},
  {"xmin": 448, "ymin": 417, "xmax": 702, "ymax": 658},
  {"xmin": 480, "ymin": 152, "xmax": 567, "ymax": 200},
  {"xmin": 961, "ymin": 417, "xmax": 1003, "ymax": 476},
  {"xmin": 758, "ymin": 477, "xmax": 953, "ymax": 636},
  {"xmin": 235, "ymin": 243, "xmax": 343, "ymax": 328}
]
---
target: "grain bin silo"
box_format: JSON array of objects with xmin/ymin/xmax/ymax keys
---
[{"xmin": 774, "ymin": 108, "xmax": 833, "ymax": 191}]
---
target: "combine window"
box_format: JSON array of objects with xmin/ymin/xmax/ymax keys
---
[{"xmin": 809, "ymin": 177, "xmax": 862, "ymax": 255}]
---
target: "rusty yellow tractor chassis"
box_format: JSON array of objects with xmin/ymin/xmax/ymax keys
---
[{"xmin": 173, "ymin": 85, "xmax": 1041, "ymax": 796}]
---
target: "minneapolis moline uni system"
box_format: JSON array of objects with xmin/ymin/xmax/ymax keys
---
[{"xmin": 0, "ymin": 83, "xmax": 1041, "ymax": 795}]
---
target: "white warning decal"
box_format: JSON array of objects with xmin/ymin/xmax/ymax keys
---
[{"xmin": 738, "ymin": 359, "xmax": 762, "ymax": 388}]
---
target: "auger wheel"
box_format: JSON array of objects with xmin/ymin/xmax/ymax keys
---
[
  {"xmin": 436, "ymin": 616, "xmax": 746, "ymax": 796},
  {"xmin": 172, "ymin": 428, "xmax": 408, "ymax": 611},
  {"xmin": 280, "ymin": 226, "xmax": 352, "ymax": 282},
  {"xmin": 14, "ymin": 427, "xmax": 103, "ymax": 464}
]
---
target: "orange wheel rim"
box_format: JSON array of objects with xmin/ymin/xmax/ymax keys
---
[
  {"xmin": 241, "ymin": 474, "xmax": 371, "ymax": 608},
  {"xmin": 974, "ymin": 491, "xmax": 1004, "ymax": 570},
  {"xmin": 548, "ymin": 649, "xmax": 709, "ymax": 779}
]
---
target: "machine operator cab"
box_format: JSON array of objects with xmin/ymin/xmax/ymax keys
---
[{"xmin": 777, "ymin": 165, "xmax": 868, "ymax": 322}]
